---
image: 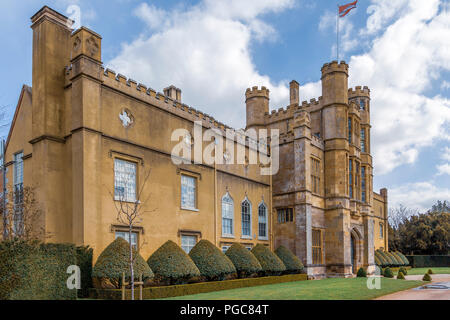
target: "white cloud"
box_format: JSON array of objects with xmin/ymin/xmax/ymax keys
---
[
  {"xmin": 437, "ymin": 163, "xmax": 450, "ymax": 176},
  {"xmin": 108, "ymin": 0, "xmax": 294, "ymax": 129},
  {"xmin": 348, "ymin": 0, "xmax": 450, "ymax": 175},
  {"xmin": 442, "ymin": 81, "xmax": 450, "ymax": 90},
  {"xmin": 442, "ymin": 147, "xmax": 450, "ymax": 161},
  {"xmin": 389, "ymin": 181, "xmax": 450, "ymax": 212}
]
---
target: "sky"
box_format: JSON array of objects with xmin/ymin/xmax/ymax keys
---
[{"xmin": 0, "ymin": 0, "xmax": 449, "ymax": 212}]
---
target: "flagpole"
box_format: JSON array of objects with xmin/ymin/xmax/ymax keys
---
[{"xmin": 337, "ymin": 4, "xmax": 339, "ymax": 61}]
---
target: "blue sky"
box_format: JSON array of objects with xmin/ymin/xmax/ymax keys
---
[{"xmin": 1, "ymin": 0, "xmax": 449, "ymax": 211}]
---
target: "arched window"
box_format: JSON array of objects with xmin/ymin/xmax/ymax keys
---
[
  {"xmin": 222, "ymin": 193, "xmax": 234, "ymax": 236},
  {"xmin": 258, "ymin": 202, "xmax": 268, "ymax": 239},
  {"xmin": 241, "ymin": 198, "xmax": 252, "ymax": 237}
]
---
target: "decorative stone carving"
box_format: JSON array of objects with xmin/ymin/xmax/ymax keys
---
[{"xmin": 119, "ymin": 109, "xmax": 133, "ymax": 128}]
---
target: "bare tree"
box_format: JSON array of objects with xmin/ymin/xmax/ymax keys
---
[
  {"xmin": 388, "ymin": 204, "xmax": 418, "ymax": 230},
  {"xmin": 1, "ymin": 186, "xmax": 48, "ymax": 241},
  {"xmin": 109, "ymin": 168, "xmax": 153, "ymax": 300}
]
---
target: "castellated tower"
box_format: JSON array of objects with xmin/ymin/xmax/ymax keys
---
[{"xmin": 245, "ymin": 86, "xmax": 269, "ymax": 131}]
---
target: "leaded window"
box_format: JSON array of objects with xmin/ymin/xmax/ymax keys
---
[
  {"xmin": 181, "ymin": 175, "xmax": 197, "ymax": 209},
  {"xmin": 312, "ymin": 229, "xmax": 323, "ymax": 265},
  {"xmin": 222, "ymin": 193, "xmax": 234, "ymax": 236},
  {"xmin": 258, "ymin": 203, "xmax": 268, "ymax": 239},
  {"xmin": 361, "ymin": 166, "xmax": 366, "ymax": 203},
  {"xmin": 181, "ymin": 235, "xmax": 197, "ymax": 253},
  {"xmin": 115, "ymin": 231, "xmax": 138, "ymax": 250},
  {"xmin": 114, "ymin": 159, "xmax": 137, "ymax": 202},
  {"xmin": 241, "ymin": 199, "xmax": 251, "ymax": 237},
  {"xmin": 361, "ymin": 128, "xmax": 366, "ymax": 152}
]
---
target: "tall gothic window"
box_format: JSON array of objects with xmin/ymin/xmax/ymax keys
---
[
  {"xmin": 311, "ymin": 158, "xmax": 321, "ymax": 194},
  {"xmin": 222, "ymin": 193, "xmax": 234, "ymax": 236},
  {"xmin": 13, "ymin": 152, "xmax": 24, "ymax": 235},
  {"xmin": 349, "ymin": 159, "xmax": 353, "ymax": 198},
  {"xmin": 361, "ymin": 128, "xmax": 366, "ymax": 152},
  {"xmin": 241, "ymin": 198, "xmax": 251, "ymax": 237},
  {"xmin": 361, "ymin": 166, "xmax": 366, "ymax": 203},
  {"xmin": 312, "ymin": 229, "xmax": 323, "ymax": 265},
  {"xmin": 348, "ymin": 117, "xmax": 352, "ymax": 143},
  {"xmin": 114, "ymin": 159, "xmax": 137, "ymax": 202},
  {"xmin": 258, "ymin": 202, "xmax": 268, "ymax": 239}
]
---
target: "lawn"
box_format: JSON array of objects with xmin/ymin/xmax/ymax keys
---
[
  {"xmin": 163, "ymin": 278, "xmax": 423, "ymax": 300},
  {"xmin": 406, "ymin": 267, "xmax": 450, "ymax": 275}
]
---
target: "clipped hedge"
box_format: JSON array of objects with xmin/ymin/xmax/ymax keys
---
[
  {"xmin": 405, "ymin": 255, "xmax": 450, "ymax": 268},
  {"xmin": 89, "ymin": 274, "xmax": 308, "ymax": 300},
  {"xmin": 395, "ymin": 252, "xmax": 410, "ymax": 265},
  {"xmin": 375, "ymin": 250, "xmax": 390, "ymax": 267},
  {"xmin": 423, "ymin": 273, "xmax": 432, "ymax": 281},
  {"xmin": 225, "ymin": 243, "xmax": 262, "ymax": 278},
  {"xmin": 383, "ymin": 267, "xmax": 394, "ymax": 278},
  {"xmin": 275, "ymin": 245, "xmax": 304, "ymax": 274},
  {"xmin": 397, "ymin": 271, "xmax": 405, "ymax": 280},
  {"xmin": 147, "ymin": 240, "xmax": 200, "ymax": 285},
  {"xmin": 189, "ymin": 240, "xmax": 236, "ymax": 281},
  {"xmin": 387, "ymin": 251, "xmax": 404, "ymax": 266},
  {"xmin": 0, "ymin": 240, "xmax": 77, "ymax": 300},
  {"xmin": 76, "ymin": 245, "xmax": 93, "ymax": 298},
  {"xmin": 251, "ymin": 244, "xmax": 286, "ymax": 276},
  {"xmin": 391, "ymin": 252, "xmax": 406, "ymax": 266},
  {"xmin": 92, "ymin": 237, "xmax": 153, "ymax": 289},
  {"xmin": 357, "ymin": 267, "xmax": 367, "ymax": 277}
]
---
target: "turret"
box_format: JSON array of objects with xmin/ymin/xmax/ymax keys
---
[
  {"xmin": 290, "ymin": 80, "xmax": 300, "ymax": 106},
  {"xmin": 245, "ymin": 86, "xmax": 269, "ymax": 131}
]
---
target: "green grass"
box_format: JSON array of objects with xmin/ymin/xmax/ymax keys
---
[
  {"xmin": 163, "ymin": 278, "xmax": 423, "ymax": 300},
  {"xmin": 406, "ymin": 267, "xmax": 450, "ymax": 275}
]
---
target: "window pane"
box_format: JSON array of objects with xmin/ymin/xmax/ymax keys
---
[
  {"xmin": 222, "ymin": 194, "xmax": 234, "ymax": 235},
  {"xmin": 115, "ymin": 231, "xmax": 138, "ymax": 250},
  {"xmin": 114, "ymin": 159, "xmax": 137, "ymax": 202},
  {"xmin": 181, "ymin": 175, "xmax": 196, "ymax": 209},
  {"xmin": 258, "ymin": 204, "xmax": 267, "ymax": 238},
  {"xmin": 241, "ymin": 200, "xmax": 251, "ymax": 236},
  {"xmin": 181, "ymin": 235, "xmax": 197, "ymax": 253},
  {"xmin": 14, "ymin": 152, "xmax": 24, "ymax": 186}
]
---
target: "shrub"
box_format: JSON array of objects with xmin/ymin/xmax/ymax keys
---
[
  {"xmin": 189, "ymin": 240, "xmax": 236, "ymax": 281},
  {"xmin": 0, "ymin": 240, "xmax": 77, "ymax": 300},
  {"xmin": 427, "ymin": 269, "xmax": 434, "ymax": 274},
  {"xmin": 399, "ymin": 266, "xmax": 408, "ymax": 276},
  {"xmin": 395, "ymin": 252, "xmax": 410, "ymax": 265},
  {"xmin": 383, "ymin": 267, "xmax": 394, "ymax": 278},
  {"xmin": 225, "ymin": 243, "xmax": 262, "ymax": 278},
  {"xmin": 147, "ymin": 240, "xmax": 200, "ymax": 285},
  {"xmin": 251, "ymin": 244, "xmax": 286, "ymax": 277},
  {"xmin": 92, "ymin": 237, "xmax": 154, "ymax": 289},
  {"xmin": 422, "ymin": 273, "xmax": 432, "ymax": 281},
  {"xmin": 385, "ymin": 251, "xmax": 401, "ymax": 266},
  {"xmin": 406, "ymin": 255, "xmax": 449, "ymax": 268},
  {"xmin": 389, "ymin": 252, "xmax": 405, "ymax": 266},
  {"xmin": 356, "ymin": 267, "xmax": 367, "ymax": 277},
  {"xmin": 375, "ymin": 250, "xmax": 390, "ymax": 267},
  {"xmin": 275, "ymin": 245, "xmax": 304, "ymax": 274},
  {"xmin": 76, "ymin": 245, "xmax": 93, "ymax": 298},
  {"xmin": 397, "ymin": 271, "xmax": 405, "ymax": 280}
]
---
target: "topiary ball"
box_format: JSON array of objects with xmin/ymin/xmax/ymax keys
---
[
  {"xmin": 189, "ymin": 240, "xmax": 236, "ymax": 281},
  {"xmin": 427, "ymin": 269, "xmax": 434, "ymax": 274},
  {"xmin": 383, "ymin": 267, "xmax": 394, "ymax": 278},
  {"xmin": 356, "ymin": 267, "xmax": 367, "ymax": 277},
  {"xmin": 225, "ymin": 243, "xmax": 262, "ymax": 278},
  {"xmin": 397, "ymin": 271, "xmax": 405, "ymax": 280},
  {"xmin": 275, "ymin": 245, "xmax": 304, "ymax": 274},
  {"xmin": 92, "ymin": 237, "xmax": 154, "ymax": 289},
  {"xmin": 147, "ymin": 240, "xmax": 200, "ymax": 285},
  {"xmin": 423, "ymin": 273, "xmax": 432, "ymax": 281},
  {"xmin": 251, "ymin": 244, "xmax": 286, "ymax": 277},
  {"xmin": 399, "ymin": 266, "xmax": 408, "ymax": 276}
]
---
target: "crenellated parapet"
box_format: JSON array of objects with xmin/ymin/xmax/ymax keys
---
[
  {"xmin": 321, "ymin": 60, "xmax": 349, "ymax": 77},
  {"xmin": 348, "ymin": 86, "xmax": 370, "ymax": 99},
  {"xmin": 245, "ymin": 86, "xmax": 270, "ymax": 101},
  {"xmin": 94, "ymin": 66, "xmax": 234, "ymax": 134}
]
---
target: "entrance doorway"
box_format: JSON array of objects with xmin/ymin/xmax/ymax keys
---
[{"xmin": 351, "ymin": 234, "xmax": 356, "ymax": 274}]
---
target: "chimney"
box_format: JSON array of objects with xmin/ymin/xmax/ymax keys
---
[
  {"xmin": 290, "ymin": 80, "xmax": 299, "ymax": 106},
  {"xmin": 164, "ymin": 85, "xmax": 182, "ymax": 102}
]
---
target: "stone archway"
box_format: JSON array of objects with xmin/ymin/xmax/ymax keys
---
[{"xmin": 350, "ymin": 228, "xmax": 363, "ymax": 274}]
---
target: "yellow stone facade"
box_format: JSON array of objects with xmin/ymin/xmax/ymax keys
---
[{"xmin": 3, "ymin": 7, "xmax": 387, "ymax": 277}]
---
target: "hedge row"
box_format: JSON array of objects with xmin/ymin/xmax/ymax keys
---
[
  {"xmin": 375, "ymin": 249, "xmax": 410, "ymax": 268},
  {"xmin": 0, "ymin": 240, "xmax": 78, "ymax": 300},
  {"xmin": 405, "ymin": 255, "xmax": 450, "ymax": 268},
  {"xmin": 93, "ymin": 239, "xmax": 305, "ymax": 289},
  {"xmin": 89, "ymin": 274, "xmax": 308, "ymax": 300}
]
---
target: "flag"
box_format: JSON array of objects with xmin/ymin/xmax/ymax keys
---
[{"xmin": 339, "ymin": 0, "xmax": 357, "ymax": 18}]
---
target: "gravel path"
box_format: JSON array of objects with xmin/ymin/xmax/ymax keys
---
[{"xmin": 375, "ymin": 274, "xmax": 450, "ymax": 300}]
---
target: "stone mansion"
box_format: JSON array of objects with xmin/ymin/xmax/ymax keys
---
[{"xmin": 2, "ymin": 6, "xmax": 388, "ymax": 277}]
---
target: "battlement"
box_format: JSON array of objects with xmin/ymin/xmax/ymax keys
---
[
  {"xmin": 245, "ymin": 86, "xmax": 270, "ymax": 100},
  {"xmin": 348, "ymin": 86, "xmax": 371, "ymax": 98},
  {"xmin": 321, "ymin": 60, "xmax": 349, "ymax": 76},
  {"xmin": 96, "ymin": 66, "xmax": 235, "ymax": 133}
]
